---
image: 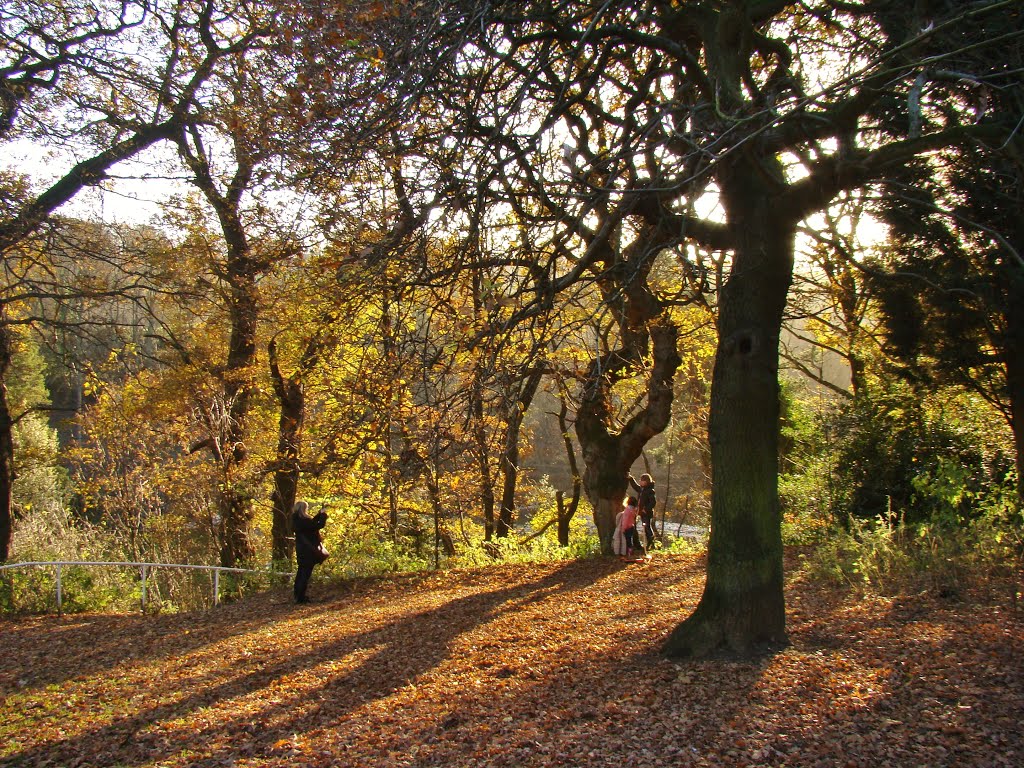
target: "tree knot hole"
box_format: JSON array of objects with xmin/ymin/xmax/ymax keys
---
[{"xmin": 726, "ymin": 331, "xmax": 756, "ymax": 357}]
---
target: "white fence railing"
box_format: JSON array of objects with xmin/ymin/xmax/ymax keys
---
[{"xmin": 0, "ymin": 561, "xmax": 293, "ymax": 615}]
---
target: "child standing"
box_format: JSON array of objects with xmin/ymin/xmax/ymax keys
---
[{"xmin": 621, "ymin": 496, "xmax": 642, "ymax": 559}]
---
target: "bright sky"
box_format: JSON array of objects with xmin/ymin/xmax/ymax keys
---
[{"xmin": 3, "ymin": 138, "xmax": 185, "ymax": 226}]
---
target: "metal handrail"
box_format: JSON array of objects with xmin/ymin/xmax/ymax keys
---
[{"xmin": 0, "ymin": 560, "xmax": 293, "ymax": 615}]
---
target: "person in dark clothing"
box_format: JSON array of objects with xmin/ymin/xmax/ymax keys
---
[
  {"xmin": 629, "ymin": 473, "xmax": 658, "ymax": 549},
  {"xmin": 292, "ymin": 500, "xmax": 328, "ymax": 604}
]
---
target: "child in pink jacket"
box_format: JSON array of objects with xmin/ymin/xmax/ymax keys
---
[{"xmin": 621, "ymin": 497, "xmax": 642, "ymax": 559}]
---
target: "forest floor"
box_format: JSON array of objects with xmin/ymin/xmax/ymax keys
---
[{"xmin": 1, "ymin": 552, "xmax": 1022, "ymax": 767}]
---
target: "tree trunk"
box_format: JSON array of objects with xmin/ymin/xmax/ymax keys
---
[
  {"xmin": 268, "ymin": 338, "xmax": 306, "ymax": 563},
  {"xmin": 664, "ymin": 158, "xmax": 794, "ymax": 657},
  {"xmin": 577, "ymin": 321, "xmax": 680, "ymax": 554},
  {"xmin": 0, "ymin": 321, "xmax": 14, "ymax": 562},
  {"xmin": 219, "ymin": 491, "xmax": 253, "ymax": 568},
  {"xmin": 426, "ymin": 464, "xmax": 455, "ymax": 567},
  {"xmin": 495, "ymin": 446, "xmax": 516, "ymax": 539},
  {"xmin": 497, "ymin": 367, "xmax": 544, "ymax": 539},
  {"xmin": 556, "ymin": 391, "xmax": 582, "ymax": 547},
  {"xmin": 270, "ymin": 458, "xmax": 300, "ymax": 563},
  {"xmin": 218, "ymin": 271, "xmax": 259, "ymax": 567},
  {"xmin": 177, "ymin": 122, "xmax": 262, "ymax": 569},
  {"xmin": 381, "ymin": 296, "xmax": 401, "ymax": 538},
  {"xmin": 471, "ymin": 369, "xmax": 496, "ymax": 540},
  {"xmin": 1005, "ymin": 264, "xmax": 1024, "ymax": 511},
  {"xmin": 580, "ymin": 439, "xmax": 631, "ymax": 553}
]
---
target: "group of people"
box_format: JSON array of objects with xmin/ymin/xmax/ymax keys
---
[
  {"xmin": 613, "ymin": 473, "xmax": 657, "ymax": 560},
  {"xmin": 290, "ymin": 470, "xmax": 657, "ymax": 603}
]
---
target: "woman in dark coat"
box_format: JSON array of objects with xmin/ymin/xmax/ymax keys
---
[
  {"xmin": 629, "ymin": 473, "xmax": 657, "ymax": 549},
  {"xmin": 292, "ymin": 500, "xmax": 328, "ymax": 604}
]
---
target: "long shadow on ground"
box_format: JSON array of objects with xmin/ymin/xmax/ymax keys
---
[{"xmin": 1, "ymin": 558, "xmax": 642, "ymax": 767}]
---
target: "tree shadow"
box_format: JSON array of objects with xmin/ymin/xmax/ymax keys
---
[
  {"xmin": 773, "ymin": 585, "xmax": 1024, "ymax": 766},
  {"xmin": 0, "ymin": 558, "xmax": 625, "ymax": 767},
  {"xmin": 0, "ymin": 597, "xmax": 299, "ymax": 694}
]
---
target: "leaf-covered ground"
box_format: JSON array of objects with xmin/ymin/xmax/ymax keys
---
[{"xmin": 1, "ymin": 553, "xmax": 1022, "ymax": 767}]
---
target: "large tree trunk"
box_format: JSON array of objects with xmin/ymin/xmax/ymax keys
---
[
  {"xmin": 0, "ymin": 322, "xmax": 14, "ymax": 562},
  {"xmin": 577, "ymin": 321, "xmax": 680, "ymax": 553},
  {"xmin": 1005, "ymin": 264, "xmax": 1024, "ymax": 510},
  {"xmin": 269, "ymin": 458, "xmax": 300, "ymax": 563},
  {"xmin": 218, "ymin": 270, "xmax": 258, "ymax": 567},
  {"xmin": 665, "ymin": 159, "xmax": 794, "ymax": 657},
  {"xmin": 268, "ymin": 338, "xmax": 306, "ymax": 563},
  {"xmin": 578, "ymin": 423, "xmax": 631, "ymax": 553},
  {"xmin": 177, "ymin": 122, "xmax": 262, "ymax": 569}
]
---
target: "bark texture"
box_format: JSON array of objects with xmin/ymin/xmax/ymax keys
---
[
  {"xmin": 268, "ymin": 338, "xmax": 307, "ymax": 563},
  {"xmin": 577, "ymin": 321, "xmax": 681, "ymax": 553},
  {"xmin": 665, "ymin": 153, "xmax": 794, "ymax": 656},
  {"xmin": 0, "ymin": 322, "xmax": 14, "ymax": 562}
]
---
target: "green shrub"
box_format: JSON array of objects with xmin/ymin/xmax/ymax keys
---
[
  {"xmin": 782, "ymin": 378, "xmax": 1016, "ymax": 534},
  {"xmin": 803, "ymin": 474, "xmax": 1021, "ymax": 598},
  {"xmin": 0, "ymin": 563, "xmax": 137, "ymax": 614},
  {"xmin": 787, "ymin": 379, "xmax": 1021, "ymax": 596},
  {"xmin": 830, "ymin": 386, "xmax": 1012, "ymax": 527},
  {"xmin": 804, "ymin": 514, "xmax": 914, "ymax": 592},
  {"xmin": 664, "ymin": 534, "xmax": 705, "ymax": 556}
]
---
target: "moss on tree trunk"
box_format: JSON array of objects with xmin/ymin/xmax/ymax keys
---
[{"xmin": 665, "ymin": 155, "xmax": 793, "ymax": 657}]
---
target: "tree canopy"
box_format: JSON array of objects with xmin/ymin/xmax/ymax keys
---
[{"xmin": 1, "ymin": 0, "xmax": 1021, "ymax": 659}]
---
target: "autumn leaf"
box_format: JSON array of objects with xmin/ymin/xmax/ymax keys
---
[{"xmin": 1, "ymin": 554, "xmax": 1022, "ymax": 767}]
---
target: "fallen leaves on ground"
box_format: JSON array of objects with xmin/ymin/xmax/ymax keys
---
[{"xmin": 1, "ymin": 553, "xmax": 1022, "ymax": 767}]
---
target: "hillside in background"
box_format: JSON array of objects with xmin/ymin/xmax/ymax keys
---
[{"xmin": 2, "ymin": 553, "xmax": 1022, "ymax": 767}]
